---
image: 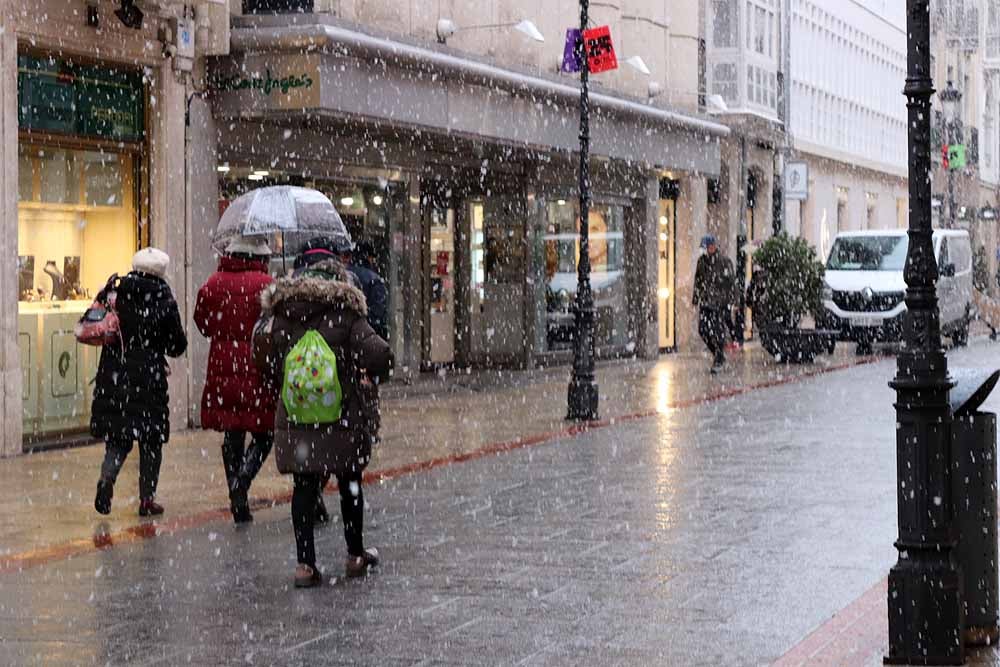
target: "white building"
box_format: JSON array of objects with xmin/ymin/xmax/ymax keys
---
[{"xmin": 784, "ymin": 0, "xmax": 909, "ymax": 260}]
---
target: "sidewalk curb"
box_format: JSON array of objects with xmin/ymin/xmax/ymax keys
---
[{"xmin": 0, "ymin": 355, "xmax": 883, "ymax": 575}]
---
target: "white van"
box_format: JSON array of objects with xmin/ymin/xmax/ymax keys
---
[{"xmin": 819, "ymin": 229, "xmax": 973, "ymax": 354}]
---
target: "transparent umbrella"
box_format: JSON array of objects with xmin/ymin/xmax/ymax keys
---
[{"xmin": 213, "ymin": 186, "xmax": 352, "ymax": 262}]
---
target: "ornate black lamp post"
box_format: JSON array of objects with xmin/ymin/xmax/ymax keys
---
[
  {"xmin": 940, "ymin": 79, "xmax": 962, "ymax": 230},
  {"xmin": 885, "ymin": 2, "xmax": 963, "ymax": 664},
  {"xmin": 567, "ymin": 0, "xmax": 599, "ymax": 421}
]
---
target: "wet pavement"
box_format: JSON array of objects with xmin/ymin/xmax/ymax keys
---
[
  {"xmin": 0, "ymin": 343, "xmax": 869, "ymax": 564},
  {"xmin": 2, "ymin": 340, "xmax": 1000, "ymax": 665}
]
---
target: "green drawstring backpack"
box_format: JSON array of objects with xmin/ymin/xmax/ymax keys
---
[{"xmin": 281, "ymin": 330, "xmax": 343, "ymax": 424}]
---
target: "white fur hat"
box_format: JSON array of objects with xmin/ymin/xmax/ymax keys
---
[{"xmin": 132, "ymin": 247, "xmax": 170, "ymax": 279}]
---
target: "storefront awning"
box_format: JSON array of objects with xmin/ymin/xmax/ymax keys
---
[{"xmin": 214, "ymin": 19, "xmax": 727, "ymax": 175}]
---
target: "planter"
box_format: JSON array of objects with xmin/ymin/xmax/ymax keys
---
[{"xmin": 759, "ymin": 326, "xmax": 837, "ymax": 364}]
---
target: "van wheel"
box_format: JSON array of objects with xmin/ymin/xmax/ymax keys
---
[{"xmin": 953, "ymin": 318, "xmax": 969, "ymax": 347}]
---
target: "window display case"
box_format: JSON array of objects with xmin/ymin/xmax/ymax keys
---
[{"xmin": 18, "ymin": 145, "xmax": 138, "ymax": 440}]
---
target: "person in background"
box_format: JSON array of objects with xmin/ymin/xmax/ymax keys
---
[
  {"xmin": 195, "ymin": 236, "xmax": 276, "ymax": 524},
  {"xmin": 93, "ymin": 248, "xmax": 187, "ymax": 516},
  {"xmin": 693, "ymin": 235, "xmax": 736, "ymax": 374},
  {"xmin": 255, "ymin": 257, "xmax": 392, "ymax": 587},
  {"xmin": 296, "ymin": 237, "xmax": 389, "ymax": 341}
]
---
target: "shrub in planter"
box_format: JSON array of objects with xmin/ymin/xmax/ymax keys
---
[
  {"xmin": 750, "ymin": 233, "xmax": 825, "ymax": 328},
  {"xmin": 751, "ymin": 234, "xmax": 831, "ymax": 363}
]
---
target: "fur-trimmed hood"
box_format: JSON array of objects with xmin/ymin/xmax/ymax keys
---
[{"xmin": 261, "ymin": 259, "xmax": 367, "ymax": 317}]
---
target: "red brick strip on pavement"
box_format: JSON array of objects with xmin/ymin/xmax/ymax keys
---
[
  {"xmin": 772, "ymin": 578, "xmax": 887, "ymax": 666},
  {"xmin": 0, "ymin": 356, "xmax": 878, "ymax": 576}
]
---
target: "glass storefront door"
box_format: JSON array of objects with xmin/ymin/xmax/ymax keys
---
[
  {"xmin": 467, "ymin": 198, "xmax": 526, "ymax": 365},
  {"xmin": 657, "ymin": 198, "xmax": 677, "ymax": 350},
  {"xmin": 422, "ymin": 187, "xmax": 457, "ymax": 367}
]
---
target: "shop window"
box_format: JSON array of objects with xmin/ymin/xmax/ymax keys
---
[
  {"xmin": 544, "ymin": 201, "xmax": 626, "ymax": 352},
  {"xmin": 18, "ymin": 145, "xmax": 138, "ymax": 441}
]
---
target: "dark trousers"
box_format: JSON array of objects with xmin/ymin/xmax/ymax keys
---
[
  {"xmin": 99, "ymin": 436, "xmax": 163, "ymax": 501},
  {"xmin": 221, "ymin": 430, "xmax": 273, "ymax": 500},
  {"xmin": 698, "ymin": 307, "xmax": 728, "ymax": 362},
  {"xmin": 292, "ymin": 472, "xmax": 364, "ymax": 567}
]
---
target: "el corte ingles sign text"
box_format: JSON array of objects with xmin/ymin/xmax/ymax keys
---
[{"xmin": 214, "ymin": 69, "xmax": 314, "ymax": 96}]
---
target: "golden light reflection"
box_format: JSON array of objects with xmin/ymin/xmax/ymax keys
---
[
  {"xmin": 653, "ymin": 364, "xmax": 679, "ymax": 537},
  {"xmin": 654, "ymin": 364, "xmax": 674, "ymax": 414}
]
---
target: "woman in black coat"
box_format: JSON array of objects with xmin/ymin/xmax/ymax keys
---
[{"xmin": 93, "ymin": 248, "xmax": 187, "ymax": 516}]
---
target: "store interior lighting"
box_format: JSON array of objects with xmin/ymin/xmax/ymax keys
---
[
  {"xmin": 340, "ymin": 197, "xmax": 355, "ymax": 207},
  {"xmin": 371, "ymin": 195, "xmax": 384, "ymax": 205},
  {"xmin": 217, "ymin": 164, "xmax": 230, "ymax": 173}
]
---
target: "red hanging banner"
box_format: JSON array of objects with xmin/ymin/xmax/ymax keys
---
[{"xmin": 583, "ymin": 26, "xmax": 618, "ymax": 74}]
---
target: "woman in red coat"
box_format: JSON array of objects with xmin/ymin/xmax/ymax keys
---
[{"xmin": 195, "ymin": 236, "xmax": 275, "ymax": 523}]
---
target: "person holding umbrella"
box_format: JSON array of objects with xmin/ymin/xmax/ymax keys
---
[{"xmin": 195, "ymin": 236, "xmax": 276, "ymax": 524}]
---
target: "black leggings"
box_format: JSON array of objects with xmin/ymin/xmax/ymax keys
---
[
  {"xmin": 292, "ymin": 472, "xmax": 364, "ymax": 567},
  {"xmin": 99, "ymin": 436, "xmax": 163, "ymax": 500},
  {"xmin": 221, "ymin": 430, "xmax": 273, "ymax": 497}
]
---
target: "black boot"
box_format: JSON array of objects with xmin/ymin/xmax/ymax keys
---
[
  {"xmin": 95, "ymin": 480, "xmax": 113, "ymax": 515},
  {"xmin": 222, "ymin": 435, "xmax": 251, "ymax": 523},
  {"xmin": 229, "ymin": 475, "xmax": 252, "ymax": 524}
]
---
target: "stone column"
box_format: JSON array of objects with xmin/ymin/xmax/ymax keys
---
[
  {"xmin": 149, "ymin": 66, "xmax": 192, "ymax": 432},
  {"xmin": 0, "ymin": 2, "xmax": 22, "ymax": 457},
  {"xmin": 522, "ymin": 180, "xmax": 545, "ymax": 367},
  {"xmin": 397, "ymin": 176, "xmax": 422, "ymax": 382},
  {"xmin": 186, "ymin": 94, "xmax": 220, "ymax": 427},
  {"xmin": 626, "ymin": 175, "xmax": 658, "ymax": 359}
]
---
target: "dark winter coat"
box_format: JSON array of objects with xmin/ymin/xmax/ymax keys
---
[
  {"xmin": 255, "ymin": 259, "xmax": 392, "ymax": 477},
  {"xmin": 90, "ymin": 272, "xmax": 187, "ymax": 444},
  {"xmin": 195, "ymin": 256, "xmax": 275, "ymax": 433},
  {"xmin": 349, "ymin": 263, "xmax": 389, "ymax": 341},
  {"xmin": 693, "ymin": 251, "xmax": 737, "ymax": 311}
]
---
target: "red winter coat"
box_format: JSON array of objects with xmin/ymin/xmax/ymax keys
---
[{"xmin": 195, "ymin": 256, "xmax": 275, "ymax": 433}]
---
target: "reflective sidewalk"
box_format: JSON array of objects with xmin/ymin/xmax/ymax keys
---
[{"xmin": 0, "ymin": 345, "xmax": 867, "ymax": 571}]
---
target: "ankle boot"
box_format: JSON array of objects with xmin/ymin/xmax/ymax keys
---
[
  {"xmin": 138, "ymin": 498, "xmax": 164, "ymax": 516},
  {"xmin": 95, "ymin": 480, "xmax": 113, "ymax": 515}
]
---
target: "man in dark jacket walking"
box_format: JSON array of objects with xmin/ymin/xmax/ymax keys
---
[
  {"xmin": 693, "ymin": 235, "xmax": 736, "ymax": 373},
  {"xmin": 295, "ymin": 237, "xmax": 389, "ymax": 340},
  {"xmin": 93, "ymin": 248, "xmax": 187, "ymax": 516}
]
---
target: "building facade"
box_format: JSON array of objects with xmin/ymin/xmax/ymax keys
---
[
  {"xmin": 929, "ymin": 0, "xmax": 1000, "ymax": 295},
  {"xmin": 783, "ymin": 0, "xmax": 910, "ymax": 262},
  {"xmin": 704, "ymin": 0, "xmax": 789, "ymax": 339},
  {"xmin": 0, "ymin": 0, "xmax": 230, "ymax": 457},
  {"xmin": 185, "ymin": 0, "xmax": 729, "ymax": 418}
]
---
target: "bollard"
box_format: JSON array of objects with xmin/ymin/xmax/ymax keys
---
[{"xmin": 950, "ymin": 368, "xmax": 1000, "ymax": 647}]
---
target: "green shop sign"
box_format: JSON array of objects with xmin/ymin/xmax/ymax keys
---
[
  {"xmin": 17, "ymin": 54, "xmax": 145, "ymax": 142},
  {"xmin": 212, "ymin": 69, "xmax": 314, "ymax": 96}
]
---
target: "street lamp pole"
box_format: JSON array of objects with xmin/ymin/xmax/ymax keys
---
[
  {"xmin": 567, "ymin": 0, "xmax": 599, "ymax": 421},
  {"xmin": 886, "ymin": 2, "xmax": 963, "ymax": 664}
]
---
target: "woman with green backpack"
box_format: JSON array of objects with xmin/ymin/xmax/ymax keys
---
[{"xmin": 255, "ymin": 257, "xmax": 392, "ymax": 587}]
